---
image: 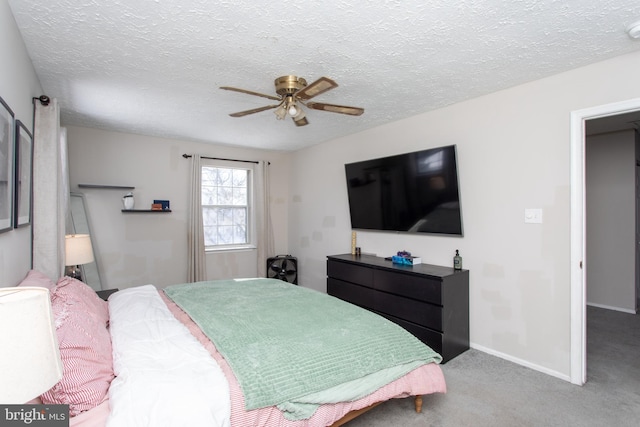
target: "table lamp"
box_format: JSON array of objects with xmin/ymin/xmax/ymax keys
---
[
  {"xmin": 0, "ymin": 287, "xmax": 63, "ymax": 403},
  {"xmin": 64, "ymin": 234, "xmax": 94, "ymax": 282}
]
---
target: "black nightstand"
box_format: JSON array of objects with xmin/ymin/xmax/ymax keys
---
[{"xmin": 96, "ymin": 289, "xmax": 118, "ymax": 301}]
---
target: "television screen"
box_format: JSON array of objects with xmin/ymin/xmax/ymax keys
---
[{"xmin": 344, "ymin": 145, "xmax": 463, "ymax": 236}]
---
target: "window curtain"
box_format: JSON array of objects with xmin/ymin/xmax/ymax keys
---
[
  {"xmin": 32, "ymin": 98, "xmax": 68, "ymax": 279},
  {"xmin": 188, "ymin": 154, "xmax": 207, "ymax": 282},
  {"xmin": 255, "ymin": 160, "xmax": 274, "ymax": 277}
]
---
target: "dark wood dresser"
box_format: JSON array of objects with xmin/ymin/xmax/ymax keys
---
[{"xmin": 327, "ymin": 253, "xmax": 469, "ymax": 363}]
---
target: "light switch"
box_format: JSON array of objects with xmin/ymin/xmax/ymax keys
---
[{"xmin": 524, "ymin": 208, "xmax": 543, "ymax": 224}]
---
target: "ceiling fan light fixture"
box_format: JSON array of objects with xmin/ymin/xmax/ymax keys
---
[
  {"xmin": 292, "ymin": 106, "xmax": 305, "ymax": 120},
  {"xmin": 288, "ymin": 103, "xmax": 298, "ymax": 116},
  {"xmin": 274, "ymin": 103, "xmax": 287, "ymax": 120}
]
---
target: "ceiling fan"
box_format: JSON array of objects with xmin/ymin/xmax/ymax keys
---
[{"xmin": 220, "ymin": 76, "xmax": 364, "ymax": 126}]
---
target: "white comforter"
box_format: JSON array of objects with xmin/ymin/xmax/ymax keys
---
[{"xmin": 106, "ymin": 285, "xmax": 230, "ymax": 427}]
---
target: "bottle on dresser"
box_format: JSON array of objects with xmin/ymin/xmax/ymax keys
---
[{"xmin": 453, "ymin": 249, "xmax": 462, "ymax": 270}]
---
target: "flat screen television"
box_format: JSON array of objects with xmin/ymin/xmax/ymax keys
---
[{"xmin": 344, "ymin": 145, "xmax": 463, "ymax": 236}]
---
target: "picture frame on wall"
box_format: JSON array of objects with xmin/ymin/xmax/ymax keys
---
[
  {"xmin": 14, "ymin": 120, "xmax": 33, "ymax": 228},
  {"xmin": 0, "ymin": 96, "xmax": 15, "ymax": 233}
]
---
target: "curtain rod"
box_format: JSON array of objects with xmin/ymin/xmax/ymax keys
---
[{"xmin": 182, "ymin": 154, "xmax": 260, "ymax": 164}]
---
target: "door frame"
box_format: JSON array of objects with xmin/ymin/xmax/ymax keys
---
[
  {"xmin": 637, "ymin": 160, "xmax": 640, "ymax": 314},
  {"xmin": 570, "ymin": 97, "xmax": 640, "ymax": 385}
]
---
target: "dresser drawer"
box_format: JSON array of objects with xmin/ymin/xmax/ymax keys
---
[
  {"xmin": 378, "ymin": 313, "xmax": 444, "ymax": 355},
  {"xmin": 373, "ymin": 291, "xmax": 442, "ymax": 331},
  {"xmin": 327, "ymin": 260, "xmax": 374, "ymax": 288},
  {"xmin": 375, "ymin": 269, "xmax": 442, "ymax": 305},
  {"xmin": 327, "ymin": 278, "xmax": 375, "ymax": 310}
]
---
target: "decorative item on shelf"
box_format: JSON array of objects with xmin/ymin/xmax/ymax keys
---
[
  {"xmin": 355, "ymin": 247, "xmax": 361, "ymax": 256},
  {"xmin": 391, "ymin": 250, "xmax": 422, "ymax": 266},
  {"xmin": 122, "ymin": 191, "xmax": 134, "ymax": 210},
  {"xmin": 153, "ymin": 199, "xmax": 170, "ymax": 210},
  {"xmin": 0, "ymin": 287, "xmax": 63, "ymax": 403},
  {"xmin": 151, "ymin": 203, "xmax": 163, "ymax": 211},
  {"xmin": 64, "ymin": 234, "xmax": 95, "ymax": 282},
  {"xmin": 453, "ymin": 249, "xmax": 462, "ymax": 270}
]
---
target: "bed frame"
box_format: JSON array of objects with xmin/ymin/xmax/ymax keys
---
[{"xmin": 329, "ymin": 395, "xmax": 423, "ymax": 427}]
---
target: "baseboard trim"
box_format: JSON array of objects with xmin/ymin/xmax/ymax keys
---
[
  {"xmin": 586, "ymin": 302, "xmax": 636, "ymax": 314},
  {"xmin": 470, "ymin": 343, "xmax": 571, "ymax": 383}
]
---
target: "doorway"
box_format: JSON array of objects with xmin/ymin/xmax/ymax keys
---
[
  {"xmin": 570, "ymin": 97, "xmax": 640, "ymax": 385},
  {"xmin": 585, "ymin": 126, "xmax": 638, "ymax": 312}
]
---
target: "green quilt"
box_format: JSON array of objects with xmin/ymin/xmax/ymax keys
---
[{"xmin": 164, "ymin": 278, "xmax": 441, "ymax": 419}]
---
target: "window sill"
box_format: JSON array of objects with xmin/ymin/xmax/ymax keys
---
[{"xmin": 205, "ymin": 245, "xmax": 256, "ymax": 253}]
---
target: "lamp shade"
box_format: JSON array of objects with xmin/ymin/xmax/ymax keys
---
[
  {"xmin": 0, "ymin": 287, "xmax": 63, "ymax": 403},
  {"xmin": 65, "ymin": 234, "xmax": 94, "ymax": 266}
]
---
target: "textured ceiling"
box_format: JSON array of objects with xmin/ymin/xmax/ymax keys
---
[{"xmin": 8, "ymin": 0, "xmax": 640, "ymax": 151}]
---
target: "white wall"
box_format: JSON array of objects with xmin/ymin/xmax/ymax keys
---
[
  {"xmin": 288, "ymin": 50, "xmax": 640, "ymax": 380},
  {"xmin": 0, "ymin": 0, "xmax": 42, "ymax": 287},
  {"xmin": 586, "ymin": 130, "xmax": 636, "ymax": 312},
  {"xmin": 66, "ymin": 126, "xmax": 291, "ymax": 290}
]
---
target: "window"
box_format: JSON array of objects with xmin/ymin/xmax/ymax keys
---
[{"xmin": 201, "ymin": 163, "xmax": 254, "ymax": 249}]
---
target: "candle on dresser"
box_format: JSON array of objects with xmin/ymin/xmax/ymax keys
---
[{"xmin": 351, "ymin": 231, "xmax": 357, "ymax": 255}]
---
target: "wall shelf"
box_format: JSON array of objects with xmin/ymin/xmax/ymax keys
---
[
  {"xmin": 79, "ymin": 184, "xmax": 135, "ymax": 190},
  {"xmin": 121, "ymin": 209, "xmax": 171, "ymax": 213}
]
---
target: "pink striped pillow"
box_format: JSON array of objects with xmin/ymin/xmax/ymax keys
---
[
  {"xmin": 53, "ymin": 277, "xmax": 109, "ymax": 326},
  {"xmin": 40, "ymin": 277, "xmax": 114, "ymax": 416}
]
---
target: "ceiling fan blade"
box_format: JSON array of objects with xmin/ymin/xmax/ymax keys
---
[
  {"xmin": 220, "ymin": 86, "xmax": 281, "ymax": 101},
  {"xmin": 305, "ymin": 102, "xmax": 364, "ymax": 116},
  {"xmin": 229, "ymin": 104, "xmax": 279, "ymax": 117},
  {"xmin": 293, "ymin": 116, "xmax": 309, "ymax": 126},
  {"xmin": 294, "ymin": 77, "xmax": 338, "ymax": 101}
]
